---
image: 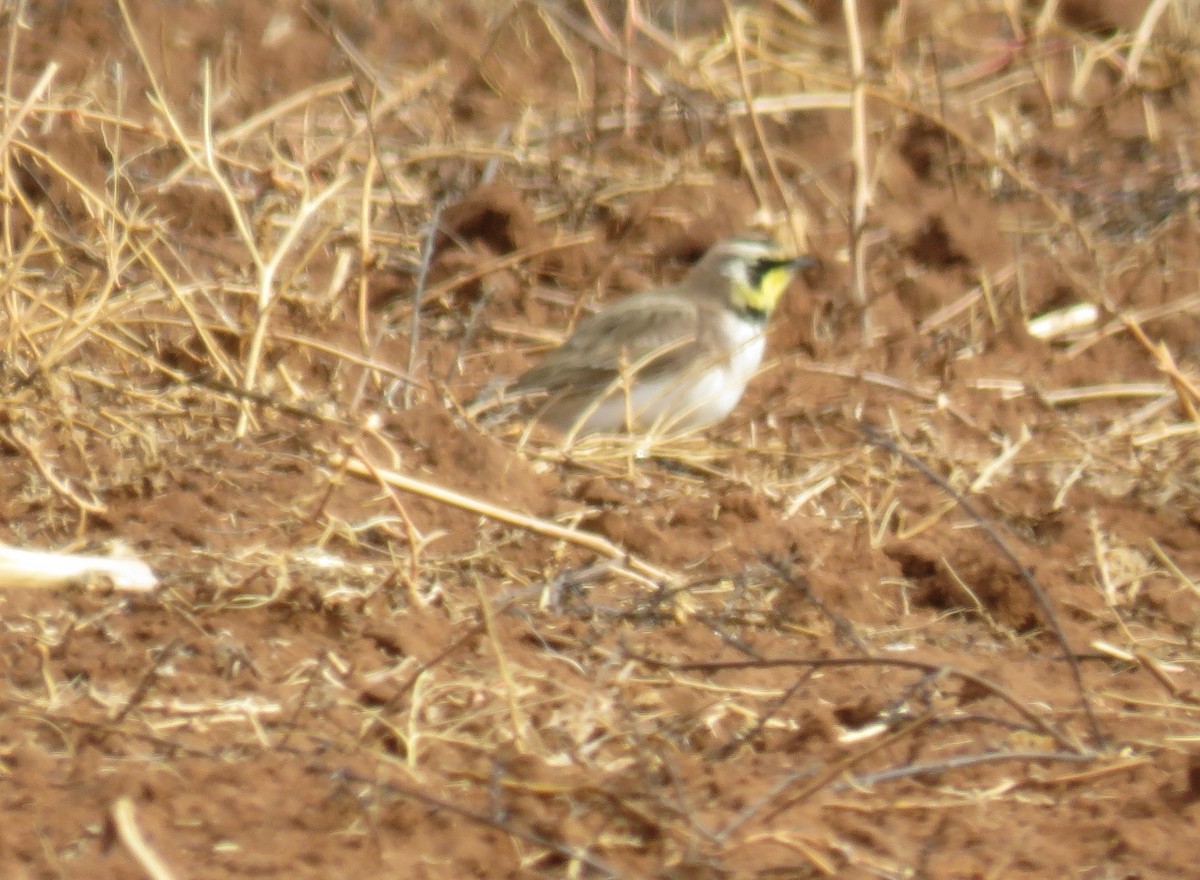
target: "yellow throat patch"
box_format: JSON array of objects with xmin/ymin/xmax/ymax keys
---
[{"xmin": 731, "ymin": 258, "xmax": 802, "ymax": 318}]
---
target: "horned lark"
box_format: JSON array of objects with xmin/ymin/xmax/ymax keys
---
[{"xmin": 504, "ymin": 236, "xmax": 813, "ymax": 437}]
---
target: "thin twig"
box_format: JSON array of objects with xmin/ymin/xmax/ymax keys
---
[
  {"xmin": 860, "ymin": 423, "xmax": 1104, "ymax": 747},
  {"xmin": 112, "ymin": 798, "xmax": 179, "ymax": 880},
  {"xmin": 1125, "ymin": 0, "xmax": 1175, "ymax": 85},
  {"xmin": 725, "ymin": 3, "xmax": 803, "ymax": 248},
  {"xmin": 403, "ymin": 203, "xmax": 443, "ymax": 409},
  {"xmin": 336, "ymin": 453, "xmax": 675, "ymax": 585},
  {"xmin": 844, "ymin": 0, "xmax": 872, "ymax": 341},
  {"xmin": 840, "ymin": 748, "xmax": 1097, "ymax": 791},
  {"xmin": 626, "ymin": 649, "xmax": 1083, "ymax": 753}
]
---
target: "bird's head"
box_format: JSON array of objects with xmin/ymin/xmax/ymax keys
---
[{"xmin": 689, "ymin": 236, "xmax": 815, "ymax": 322}]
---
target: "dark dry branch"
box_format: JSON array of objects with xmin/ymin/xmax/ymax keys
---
[
  {"xmin": 2, "ymin": 2, "xmax": 1199, "ymax": 878},
  {"xmin": 859, "ymin": 422, "xmax": 1104, "ymax": 747},
  {"xmin": 624, "ymin": 649, "xmax": 1087, "ymax": 754}
]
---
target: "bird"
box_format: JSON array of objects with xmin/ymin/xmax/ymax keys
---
[{"xmin": 500, "ymin": 235, "xmax": 814, "ymax": 438}]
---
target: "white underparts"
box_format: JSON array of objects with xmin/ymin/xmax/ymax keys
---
[{"xmin": 568, "ymin": 312, "xmax": 766, "ymax": 436}]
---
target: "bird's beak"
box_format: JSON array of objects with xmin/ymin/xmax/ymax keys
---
[{"xmin": 762, "ymin": 255, "xmax": 817, "ymax": 275}]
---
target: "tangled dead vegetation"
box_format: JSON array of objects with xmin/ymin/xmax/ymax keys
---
[{"xmin": 2, "ymin": 1, "xmax": 1199, "ymax": 877}]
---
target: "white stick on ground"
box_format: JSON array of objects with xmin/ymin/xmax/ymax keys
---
[{"xmin": 0, "ymin": 544, "xmax": 157, "ymax": 592}]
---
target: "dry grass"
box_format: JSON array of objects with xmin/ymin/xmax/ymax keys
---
[{"xmin": 2, "ymin": 0, "xmax": 1200, "ymax": 876}]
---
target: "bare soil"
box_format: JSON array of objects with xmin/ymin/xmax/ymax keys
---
[{"xmin": 2, "ymin": 1, "xmax": 1200, "ymax": 878}]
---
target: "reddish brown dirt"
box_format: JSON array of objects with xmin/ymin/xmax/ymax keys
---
[{"xmin": 3, "ymin": 1, "xmax": 1200, "ymax": 878}]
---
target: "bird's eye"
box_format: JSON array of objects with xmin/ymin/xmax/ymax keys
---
[{"xmin": 748, "ymin": 259, "xmax": 774, "ymax": 289}]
